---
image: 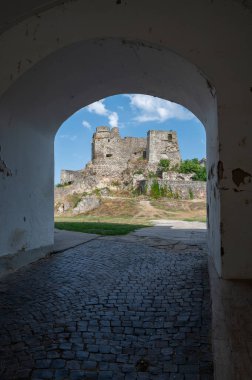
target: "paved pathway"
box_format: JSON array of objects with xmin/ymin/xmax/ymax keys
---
[{"xmin": 0, "ymin": 226, "xmax": 212, "ymax": 379}]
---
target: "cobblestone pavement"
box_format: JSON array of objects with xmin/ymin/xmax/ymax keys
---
[{"xmin": 0, "ymin": 236, "xmax": 213, "ymax": 379}]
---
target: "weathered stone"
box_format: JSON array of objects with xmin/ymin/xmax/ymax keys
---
[
  {"xmin": 162, "ymin": 172, "xmax": 194, "ymax": 181},
  {"xmin": 72, "ymin": 196, "xmax": 100, "ymax": 215},
  {"xmin": 139, "ymin": 179, "xmax": 206, "ymax": 199},
  {"xmin": 147, "ymin": 130, "xmax": 181, "ymax": 165},
  {"xmin": 60, "ymin": 127, "xmax": 181, "ymax": 186},
  {"xmin": 56, "ymin": 128, "xmax": 206, "ymax": 207},
  {"xmin": 0, "ymin": 234, "xmax": 212, "ymax": 379}
]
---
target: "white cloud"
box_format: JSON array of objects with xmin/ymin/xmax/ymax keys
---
[
  {"xmin": 59, "ymin": 134, "xmax": 77, "ymax": 141},
  {"xmin": 86, "ymin": 99, "xmax": 108, "ymax": 116},
  {"xmin": 87, "ymin": 99, "xmax": 119, "ymax": 128},
  {"xmin": 82, "ymin": 120, "xmax": 92, "ymax": 130},
  {"xmin": 126, "ymin": 94, "xmax": 195, "ymax": 123},
  {"xmin": 108, "ymin": 112, "xmax": 119, "ymax": 128}
]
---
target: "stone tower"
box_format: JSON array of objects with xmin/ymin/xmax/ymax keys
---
[
  {"xmin": 91, "ymin": 126, "xmax": 146, "ymax": 177},
  {"xmin": 147, "ymin": 130, "xmax": 181, "ymax": 166}
]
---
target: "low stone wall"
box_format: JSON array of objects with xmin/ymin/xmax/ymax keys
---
[
  {"xmin": 162, "ymin": 172, "xmax": 194, "ymax": 181},
  {"xmin": 139, "ymin": 179, "xmax": 206, "ymax": 199}
]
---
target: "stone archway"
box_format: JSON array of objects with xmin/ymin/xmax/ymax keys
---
[
  {"xmin": 0, "ymin": 0, "xmax": 251, "ymax": 280},
  {"xmin": 0, "ymin": 38, "xmax": 218, "ymax": 276}
]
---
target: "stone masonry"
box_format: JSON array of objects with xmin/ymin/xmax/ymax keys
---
[
  {"xmin": 0, "ymin": 229, "xmax": 213, "ymax": 379},
  {"xmin": 147, "ymin": 130, "xmax": 181, "ymax": 164},
  {"xmin": 58, "ymin": 127, "xmax": 206, "ymax": 202},
  {"xmin": 61, "ymin": 127, "xmax": 181, "ymax": 184}
]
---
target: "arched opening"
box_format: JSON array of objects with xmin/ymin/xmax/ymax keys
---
[
  {"xmin": 0, "ymin": 37, "xmax": 219, "ymax": 275},
  {"xmin": 54, "ymin": 94, "xmax": 207, "ymax": 233}
]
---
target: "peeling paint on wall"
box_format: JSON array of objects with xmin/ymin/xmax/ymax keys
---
[
  {"xmin": 232, "ymin": 168, "xmax": 252, "ymax": 187},
  {"xmin": 0, "ymin": 148, "xmax": 12, "ymax": 177},
  {"xmin": 238, "ymin": 137, "xmax": 247, "ymax": 146},
  {"xmin": 206, "ymin": 79, "xmax": 216, "ymax": 97},
  {"xmin": 121, "ymin": 39, "xmax": 163, "ymax": 52},
  {"xmin": 198, "ymin": 70, "xmax": 216, "ymax": 97},
  {"xmin": 116, "ymin": 0, "xmax": 127, "ymax": 5},
  {"xmin": 208, "ymin": 164, "xmax": 214, "ymax": 180},
  {"xmin": 217, "ymin": 161, "xmax": 224, "ymax": 181}
]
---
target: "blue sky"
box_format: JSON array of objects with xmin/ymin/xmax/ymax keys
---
[{"xmin": 54, "ymin": 94, "xmax": 206, "ymax": 184}]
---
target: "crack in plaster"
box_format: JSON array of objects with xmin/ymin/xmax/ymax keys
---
[{"xmin": 0, "ymin": 148, "xmax": 12, "ymax": 177}]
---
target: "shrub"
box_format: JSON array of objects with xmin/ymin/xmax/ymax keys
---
[
  {"xmin": 158, "ymin": 159, "xmax": 171, "ymax": 172},
  {"xmin": 179, "ymin": 158, "xmax": 206, "ymax": 181},
  {"xmin": 170, "ymin": 163, "xmax": 180, "ymax": 172},
  {"xmin": 149, "ymin": 182, "xmax": 181, "ymax": 199},
  {"xmin": 191, "ymin": 167, "xmax": 207, "ymax": 181},
  {"xmin": 93, "ymin": 188, "xmax": 101, "ymax": 196},
  {"xmin": 56, "ymin": 181, "xmax": 73, "ymax": 188},
  {"xmin": 150, "ymin": 180, "xmax": 161, "ymax": 199}
]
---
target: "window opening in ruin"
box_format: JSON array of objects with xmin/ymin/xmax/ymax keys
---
[
  {"xmin": 106, "ymin": 153, "xmax": 113, "ymax": 157},
  {"xmin": 168, "ymin": 133, "xmax": 172, "ymax": 142}
]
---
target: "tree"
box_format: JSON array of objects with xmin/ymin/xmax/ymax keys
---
[{"xmin": 179, "ymin": 158, "xmax": 206, "ymax": 181}]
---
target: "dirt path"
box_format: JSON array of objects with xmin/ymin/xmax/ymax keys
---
[{"xmin": 134, "ymin": 199, "xmax": 167, "ymax": 219}]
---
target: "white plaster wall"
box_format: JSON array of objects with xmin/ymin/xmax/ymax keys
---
[
  {"xmin": 0, "ymin": 0, "xmax": 251, "ymax": 278},
  {"xmin": 0, "ymin": 98, "xmax": 54, "ymax": 258},
  {"xmin": 218, "ymin": 103, "xmax": 252, "ymax": 279}
]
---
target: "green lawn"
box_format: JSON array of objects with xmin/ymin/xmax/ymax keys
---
[
  {"xmin": 182, "ymin": 217, "xmax": 207, "ymax": 223},
  {"xmin": 55, "ymin": 221, "xmax": 149, "ymax": 236}
]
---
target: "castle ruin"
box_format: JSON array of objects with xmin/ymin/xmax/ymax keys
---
[
  {"xmin": 61, "ymin": 127, "xmax": 181, "ymax": 183},
  {"xmin": 57, "ymin": 127, "xmax": 206, "ymax": 209}
]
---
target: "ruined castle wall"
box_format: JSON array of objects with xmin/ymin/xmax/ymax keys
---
[
  {"xmin": 61, "ymin": 169, "xmax": 84, "ymax": 184},
  {"xmin": 61, "ymin": 127, "xmax": 183, "ymax": 183},
  {"xmin": 147, "ymin": 130, "xmax": 181, "ymax": 166},
  {"xmin": 92, "ymin": 127, "xmax": 147, "ymax": 177},
  {"xmin": 140, "ymin": 179, "xmax": 206, "ymax": 200}
]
